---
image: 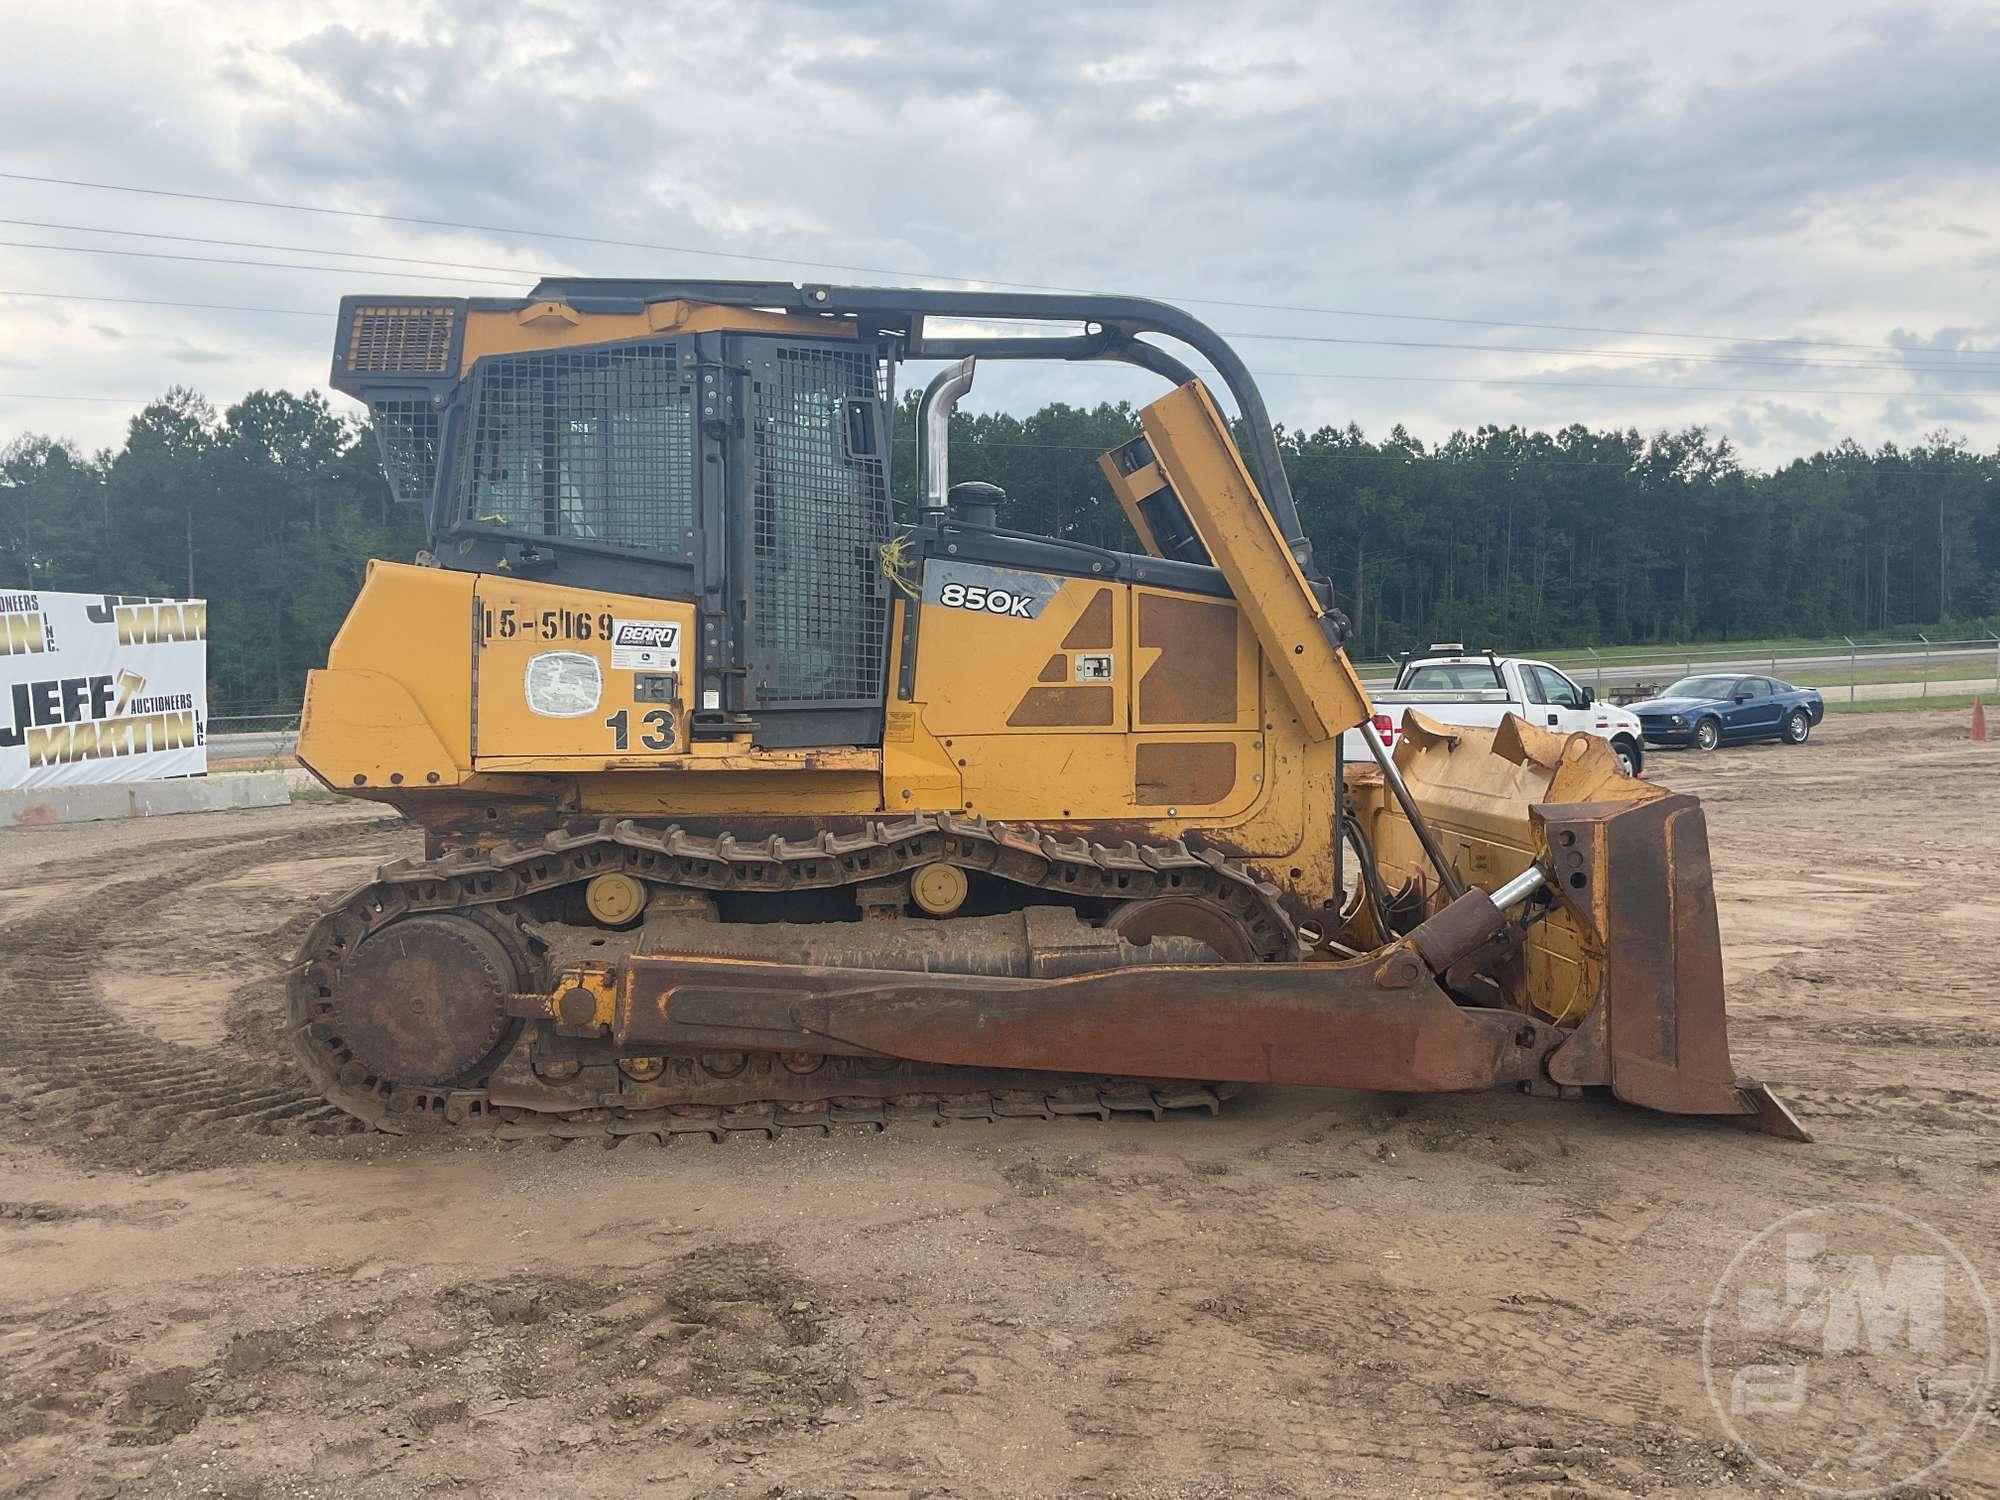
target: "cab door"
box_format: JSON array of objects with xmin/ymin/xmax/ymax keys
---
[
  {"xmin": 1524, "ymin": 663, "xmax": 1593, "ymax": 734},
  {"xmin": 1729, "ymin": 677, "xmax": 1784, "ymax": 739},
  {"xmin": 726, "ymin": 335, "xmax": 895, "ymax": 748}
]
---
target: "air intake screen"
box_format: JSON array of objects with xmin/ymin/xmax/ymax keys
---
[
  {"xmin": 457, "ymin": 343, "xmax": 696, "ymax": 556},
  {"xmin": 346, "ymin": 304, "xmax": 457, "ymax": 374},
  {"xmin": 748, "ymin": 342, "xmax": 891, "ymax": 706}
]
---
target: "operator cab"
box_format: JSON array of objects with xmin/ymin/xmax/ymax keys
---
[{"xmin": 332, "ymin": 281, "xmax": 1339, "ymax": 751}]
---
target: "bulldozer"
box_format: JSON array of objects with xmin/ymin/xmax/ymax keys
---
[{"xmin": 291, "ymin": 279, "xmax": 1804, "ymax": 1143}]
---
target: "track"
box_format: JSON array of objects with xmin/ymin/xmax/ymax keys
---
[
  {"xmin": 0, "ymin": 811, "xmax": 1284, "ymax": 1163},
  {"xmin": 287, "ymin": 812, "xmax": 1298, "ymax": 1141}
]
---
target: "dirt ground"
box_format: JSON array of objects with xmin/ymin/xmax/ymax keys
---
[{"xmin": 2, "ymin": 711, "xmax": 1995, "ymax": 1499}]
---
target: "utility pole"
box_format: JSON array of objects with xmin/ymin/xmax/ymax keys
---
[
  {"xmin": 1938, "ymin": 489, "xmax": 1948, "ymax": 621},
  {"xmin": 185, "ymin": 505, "xmax": 195, "ymax": 598},
  {"xmin": 1354, "ymin": 533, "xmax": 1365, "ymax": 653}
]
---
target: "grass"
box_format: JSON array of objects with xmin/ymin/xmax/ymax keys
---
[
  {"xmin": 1822, "ymin": 691, "xmax": 1992, "ymax": 716},
  {"xmin": 1784, "ymin": 664, "xmax": 1999, "ymax": 689}
]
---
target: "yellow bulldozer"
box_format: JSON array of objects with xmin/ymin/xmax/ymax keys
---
[{"xmin": 291, "ymin": 280, "xmax": 1803, "ymax": 1142}]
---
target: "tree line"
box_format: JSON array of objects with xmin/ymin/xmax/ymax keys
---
[
  {"xmin": 903, "ymin": 393, "xmax": 1999, "ymax": 660},
  {"xmin": 3, "ymin": 384, "xmax": 1995, "ymax": 716}
]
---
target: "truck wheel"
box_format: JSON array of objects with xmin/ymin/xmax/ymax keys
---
[
  {"xmin": 1611, "ymin": 736, "xmax": 1640, "ymax": 776},
  {"xmin": 1695, "ymin": 718, "xmax": 1721, "ymax": 752},
  {"xmin": 1783, "ymin": 709, "xmax": 1811, "ymax": 745}
]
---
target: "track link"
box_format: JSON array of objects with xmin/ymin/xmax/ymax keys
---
[{"xmin": 289, "ymin": 813, "xmax": 1298, "ymax": 1138}]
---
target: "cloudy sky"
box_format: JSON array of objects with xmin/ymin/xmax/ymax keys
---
[{"xmin": 2, "ymin": 0, "xmax": 1998, "ymax": 466}]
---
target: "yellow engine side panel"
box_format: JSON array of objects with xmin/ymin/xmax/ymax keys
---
[
  {"xmin": 909, "ymin": 567, "xmax": 1269, "ymax": 824},
  {"xmin": 913, "ymin": 565, "xmax": 1129, "ymax": 735}
]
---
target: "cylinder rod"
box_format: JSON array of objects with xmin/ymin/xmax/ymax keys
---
[
  {"xmin": 1361, "ymin": 717, "xmax": 1467, "ymax": 901},
  {"xmin": 1488, "ymin": 863, "xmax": 1548, "ymax": 910}
]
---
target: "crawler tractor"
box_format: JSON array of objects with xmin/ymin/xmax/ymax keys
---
[{"xmin": 292, "ymin": 281, "xmax": 1803, "ymax": 1142}]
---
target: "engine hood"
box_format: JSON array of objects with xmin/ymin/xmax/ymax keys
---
[{"xmin": 1630, "ymin": 696, "xmax": 1727, "ymax": 715}]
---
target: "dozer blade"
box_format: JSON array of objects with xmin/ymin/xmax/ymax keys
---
[{"xmin": 1345, "ymin": 712, "xmax": 1807, "ymax": 1139}]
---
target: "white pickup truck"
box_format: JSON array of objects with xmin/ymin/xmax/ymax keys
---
[{"xmin": 1343, "ymin": 647, "xmax": 1647, "ymax": 776}]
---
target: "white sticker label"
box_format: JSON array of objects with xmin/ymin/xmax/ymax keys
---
[
  {"xmin": 610, "ymin": 618, "xmax": 682, "ymax": 671},
  {"xmin": 1075, "ymin": 652, "xmax": 1114, "ymax": 681},
  {"xmin": 922, "ymin": 561, "xmax": 1060, "ymax": 621},
  {"xmin": 523, "ymin": 651, "xmax": 602, "ymax": 718}
]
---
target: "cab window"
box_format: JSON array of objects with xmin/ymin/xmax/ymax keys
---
[
  {"xmin": 458, "ymin": 342, "xmax": 698, "ymax": 556},
  {"xmin": 1403, "ymin": 663, "xmax": 1504, "ymax": 692},
  {"xmin": 1527, "ymin": 665, "xmax": 1584, "ymax": 709}
]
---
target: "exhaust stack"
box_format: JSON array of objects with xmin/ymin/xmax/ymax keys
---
[{"xmin": 918, "ymin": 357, "xmax": 977, "ymax": 519}]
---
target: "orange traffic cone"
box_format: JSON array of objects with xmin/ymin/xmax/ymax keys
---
[{"xmin": 1974, "ymin": 697, "xmax": 1989, "ymax": 743}]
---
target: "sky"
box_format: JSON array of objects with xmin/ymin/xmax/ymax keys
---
[{"xmin": 2, "ymin": 0, "xmax": 1998, "ymax": 467}]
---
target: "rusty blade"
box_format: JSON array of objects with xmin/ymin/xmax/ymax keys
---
[{"xmin": 1538, "ymin": 792, "xmax": 1809, "ymax": 1141}]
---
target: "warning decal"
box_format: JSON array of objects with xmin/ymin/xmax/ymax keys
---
[{"xmin": 610, "ymin": 619, "xmax": 682, "ymax": 672}]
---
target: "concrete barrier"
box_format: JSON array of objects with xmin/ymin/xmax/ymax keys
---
[{"xmin": 2, "ymin": 771, "xmax": 292, "ymax": 829}]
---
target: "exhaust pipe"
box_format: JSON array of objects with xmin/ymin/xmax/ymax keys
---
[{"xmin": 917, "ymin": 357, "xmax": 976, "ymax": 518}]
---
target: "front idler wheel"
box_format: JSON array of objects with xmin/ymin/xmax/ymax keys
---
[{"xmin": 329, "ymin": 913, "xmax": 524, "ymax": 1088}]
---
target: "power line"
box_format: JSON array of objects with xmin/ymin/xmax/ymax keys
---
[
  {"xmin": 0, "ymin": 218, "xmax": 557, "ymax": 279},
  {"xmin": 3, "ymin": 169, "xmax": 1985, "ymax": 359},
  {"xmin": 0, "ymin": 239, "xmax": 524, "ymax": 288},
  {"xmin": 8, "ymin": 219, "xmax": 1998, "ymax": 376},
  {"xmin": 1248, "ymin": 370, "xmax": 2000, "ymax": 400},
  {"xmin": 0, "ymin": 392, "xmax": 150, "ymax": 402},
  {"xmin": 1224, "ymin": 329, "xmax": 2000, "ymax": 378},
  {"xmin": 0, "ymin": 287, "xmax": 331, "ymax": 316}
]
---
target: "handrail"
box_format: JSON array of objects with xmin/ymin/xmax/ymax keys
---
[{"xmin": 523, "ymin": 277, "xmax": 1316, "ymax": 576}]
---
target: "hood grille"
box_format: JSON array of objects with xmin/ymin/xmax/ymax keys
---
[{"xmin": 345, "ymin": 304, "xmax": 457, "ymax": 375}]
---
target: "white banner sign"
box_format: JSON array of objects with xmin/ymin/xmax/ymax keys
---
[{"xmin": 0, "ymin": 589, "xmax": 208, "ymax": 789}]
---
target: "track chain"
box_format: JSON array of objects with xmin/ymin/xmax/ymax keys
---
[{"xmin": 289, "ymin": 812, "xmax": 1297, "ymax": 1138}]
